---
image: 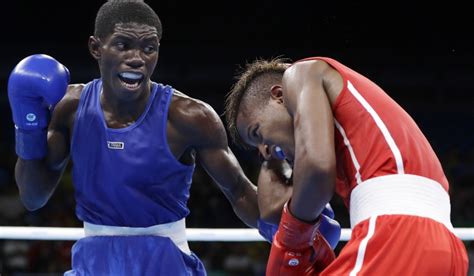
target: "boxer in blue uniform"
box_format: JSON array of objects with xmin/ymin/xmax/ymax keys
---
[
  {"xmin": 9, "ymin": 1, "xmax": 258, "ymax": 274},
  {"xmin": 8, "ymin": 1, "xmax": 341, "ymax": 275}
]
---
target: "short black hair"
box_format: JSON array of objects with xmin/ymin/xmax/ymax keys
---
[
  {"xmin": 224, "ymin": 58, "xmax": 289, "ymax": 148},
  {"xmin": 94, "ymin": 0, "xmax": 162, "ymax": 39}
]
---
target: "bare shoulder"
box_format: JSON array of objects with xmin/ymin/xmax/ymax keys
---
[
  {"xmin": 65, "ymin": 83, "xmax": 85, "ymax": 100},
  {"xmin": 283, "ymin": 59, "xmax": 331, "ymax": 86},
  {"xmin": 50, "ymin": 83, "xmax": 85, "ymax": 129},
  {"xmin": 169, "ymin": 89, "xmax": 227, "ymax": 147},
  {"xmin": 56, "ymin": 84, "xmax": 84, "ymax": 108},
  {"xmin": 169, "ymin": 89, "xmax": 223, "ymax": 130},
  {"xmin": 283, "ymin": 59, "xmax": 342, "ymax": 108}
]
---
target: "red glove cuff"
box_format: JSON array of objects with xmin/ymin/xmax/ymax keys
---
[{"xmin": 275, "ymin": 202, "xmax": 321, "ymax": 249}]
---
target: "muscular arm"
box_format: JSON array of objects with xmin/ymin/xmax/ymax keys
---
[
  {"xmin": 283, "ymin": 60, "xmax": 337, "ymax": 222},
  {"xmin": 15, "ymin": 85, "xmax": 81, "ymax": 210},
  {"xmin": 177, "ymin": 99, "xmax": 259, "ymax": 227}
]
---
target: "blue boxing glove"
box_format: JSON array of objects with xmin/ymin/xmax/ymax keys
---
[
  {"xmin": 319, "ymin": 208, "xmax": 341, "ymax": 249},
  {"xmin": 8, "ymin": 54, "xmax": 70, "ymax": 159},
  {"xmin": 322, "ymin": 202, "xmax": 335, "ymax": 219},
  {"xmin": 258, "ymin": 203, "xmax": 341, "ymax": 249}
]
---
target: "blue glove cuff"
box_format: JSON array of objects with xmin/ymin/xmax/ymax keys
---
[
  {"xmin": 257, "ymin": 218, "xmax": 278, "ymax": 243},
  {"xmin": 15, "ymin": 126, "xmax": 47, "ymax": 160}
]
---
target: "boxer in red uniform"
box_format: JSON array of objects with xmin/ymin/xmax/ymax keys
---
[{"xmin": 224, "ymin": 57, "xmax": 469, "ymax": 275}]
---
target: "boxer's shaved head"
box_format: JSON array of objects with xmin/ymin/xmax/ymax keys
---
[{"xmin": 94, "ymin": 0, "xmax": 162, "ymax": 39}]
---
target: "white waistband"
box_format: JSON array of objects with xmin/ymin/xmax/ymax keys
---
[
  {"xmin": 83, "ymin": 218, "xmax": 191, "ymax": 255},
  {"xmin": 350, "ymin": 174, "xmax": 453, "ymax": 232}
]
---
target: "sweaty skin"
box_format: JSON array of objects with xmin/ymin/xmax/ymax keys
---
[{"xmin": 15, "ymin": 23, "xmax": 259, "ymax": 227}]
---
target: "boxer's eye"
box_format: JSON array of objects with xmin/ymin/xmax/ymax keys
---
[{"xmin": 116, "ymin": 42, "xmax": 127, "ymax": 50}]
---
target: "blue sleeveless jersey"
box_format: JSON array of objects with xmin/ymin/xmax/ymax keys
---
[{"xmin": 71, "ymin": 79, "xmax": 195, "ymax": 227}]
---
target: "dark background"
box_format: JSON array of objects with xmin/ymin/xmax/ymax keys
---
[{"xmin": 0, "ymin": 1, "xmax": 473, "ymax": 275}]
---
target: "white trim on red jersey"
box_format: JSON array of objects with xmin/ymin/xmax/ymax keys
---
[
  {"xmin": 335, "ymin": 119, "xmax": 362, "ymax": 184},
  {"xmin": 346, "ymin": 81, "xmax": 405, "ymax": 174}
]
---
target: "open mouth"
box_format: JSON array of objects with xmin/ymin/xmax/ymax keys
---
[{"xmin": 118, "ymin": 72, "xmax": 144, "ymax": 89}]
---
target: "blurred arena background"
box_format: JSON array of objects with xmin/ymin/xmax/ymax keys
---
[{"xmin": 0, "ymin": 1, "xmax": 473, "ymax": 275}]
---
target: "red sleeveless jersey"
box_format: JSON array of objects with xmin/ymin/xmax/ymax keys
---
[{"xmin": 295, "ymin": 57, "xmax": 448, "ymax": 206}]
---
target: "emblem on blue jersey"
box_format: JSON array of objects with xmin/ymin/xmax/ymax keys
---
[{"xmin": 107, "ymin": 141, "xmax": 125, "ymax": 150}]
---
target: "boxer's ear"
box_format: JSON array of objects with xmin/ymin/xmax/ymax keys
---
[
  {"xmin": 88, "ymin": 36, "xmax": 101, "ymax": 60},
  {"xmin": 270, "ymin": 85, "xmax": 283, "ymax": 104}
]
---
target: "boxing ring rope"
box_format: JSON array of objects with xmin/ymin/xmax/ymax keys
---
[{"xmin": 0, "ymin": 227, "xmax": 473, "ymax": 241}]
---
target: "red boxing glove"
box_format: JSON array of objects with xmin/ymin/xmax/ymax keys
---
[{"xmin": 266, "ymin": 203, "xmax": 336, "ymax": 276}]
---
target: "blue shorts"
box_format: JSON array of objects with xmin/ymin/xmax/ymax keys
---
[{"xmin": 64, "ymin": 235, "xmax": 206, "ymax": 276}]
